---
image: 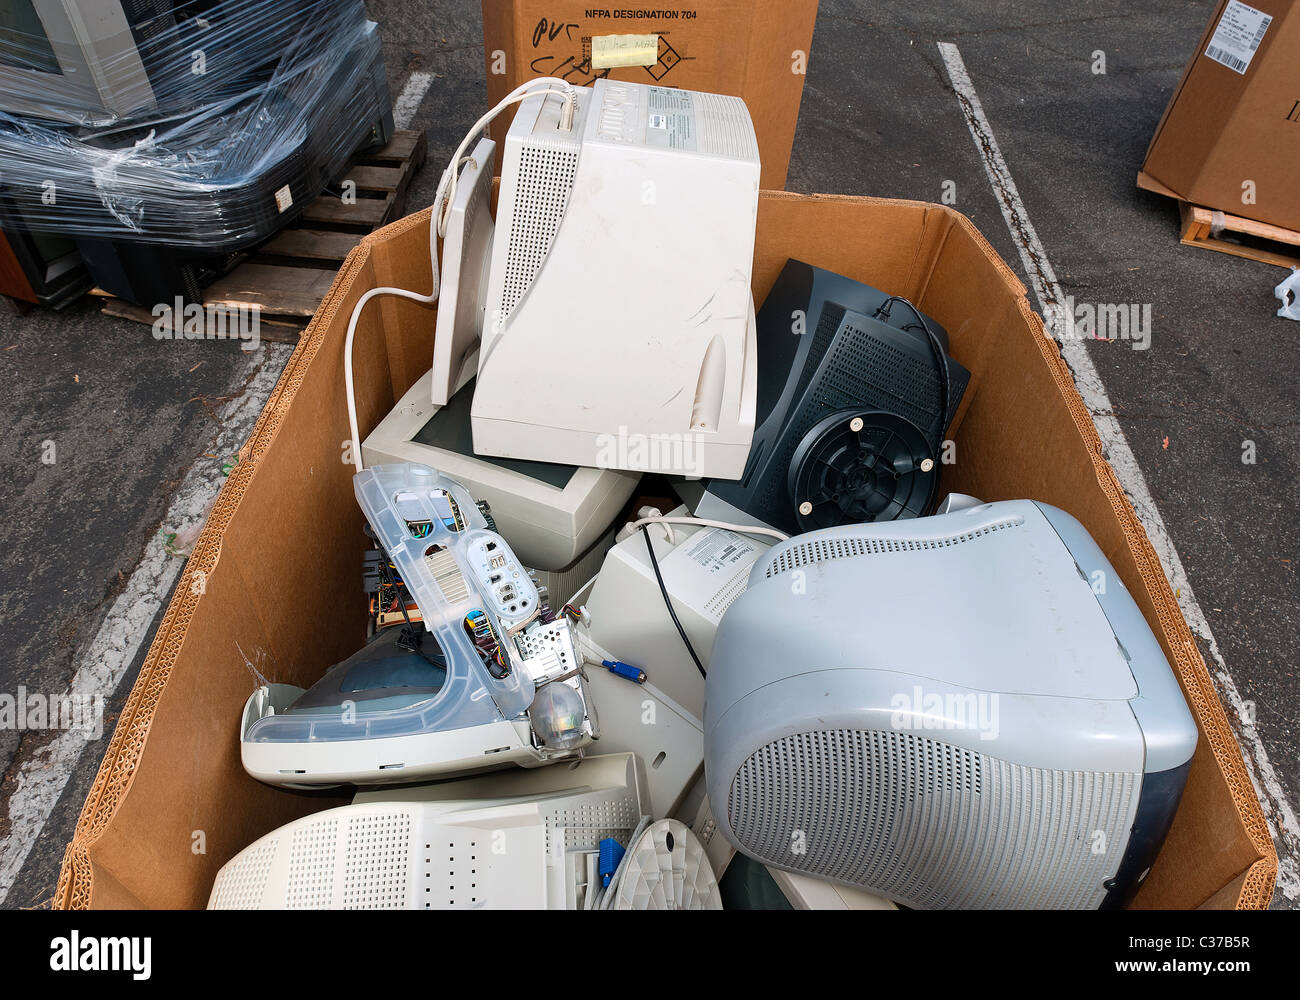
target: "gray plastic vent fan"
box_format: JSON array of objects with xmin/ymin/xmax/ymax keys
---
[{"xmin": 610, "ymin": 819, "xmax": 722, "ymax": 910}]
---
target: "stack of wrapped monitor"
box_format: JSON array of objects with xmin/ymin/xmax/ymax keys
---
[{"xmin": 0, "ymin": 0, "xmax": 393, "ymax": 305}]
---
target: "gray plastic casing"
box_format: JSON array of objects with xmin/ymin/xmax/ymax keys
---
[{"xmin": 703, "ymin": 500, "xmax": 1197, "ymax": 906}]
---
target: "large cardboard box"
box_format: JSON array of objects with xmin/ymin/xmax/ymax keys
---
[
  {"xmin": 479, "ymin": 0, "xmax": 818, "ymax": 190},
  {"xmin": 1139, "ymin": 0, "xmax": 1300, "ymax": 230},
  {"xmin": 55, "ymin": 193, "xmax": 1277, "ymax": 909}
]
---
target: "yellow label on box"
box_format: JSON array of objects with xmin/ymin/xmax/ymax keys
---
[{"xmin": 591, "ymin": 33, "xmax": 659, "ymax": 70}]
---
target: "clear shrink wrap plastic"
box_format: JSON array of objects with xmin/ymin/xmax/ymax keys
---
[{"xmin": 0, "ymin": 0, "xmax": 393, "ymax": 249}]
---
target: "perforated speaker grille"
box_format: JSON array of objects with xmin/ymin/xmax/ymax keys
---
[
  {"xmin": 763, "ymin": 517, "xmax": 1023, "ymax": 579},
  {"xmin": 727, "ymin": 729, "xmax": 1138, "ymax": 909},
  {"xmin": 500, "ymin": 144, "xmax": 579, "ymax": 322}
]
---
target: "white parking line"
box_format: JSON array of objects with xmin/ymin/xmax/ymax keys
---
[
  {"xmin": 938, "ymin": 39, "xmax": 1299, "ymax": 901},
  {"xmin": 392, "ymin": 71, "xmax": 434, "ymax": 129},
  {"xmin": 0, "ymin": 344, "xmax": 293, "ymax": 906}
]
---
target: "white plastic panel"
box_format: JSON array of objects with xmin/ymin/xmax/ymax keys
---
[
  {"xmin": 211, "ymin": 754, "xmax": 651, "ymax": 910},
  {"xmin": 607, "ymin": 819, "xmax": 722, "ymax": 910}
]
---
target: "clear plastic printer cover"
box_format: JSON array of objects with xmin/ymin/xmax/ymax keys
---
[{"xmin": 0, "ymin": 0, "xmax": 392, "ymax": 247}]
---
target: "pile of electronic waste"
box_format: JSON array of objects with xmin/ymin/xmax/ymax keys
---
[{"xmin": 212, "ymin": 78, "xmax": 1199, "ymax": 910}]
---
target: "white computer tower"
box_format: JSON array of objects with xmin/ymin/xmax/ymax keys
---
[{"xmin": 582, "ymin": 506, "xmax": 770, "ymax": 816}]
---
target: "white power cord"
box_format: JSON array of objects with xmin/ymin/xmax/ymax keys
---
[
  {"xmin": 616, "ymin": 505, "xmax": 675, "ymax": 544},
  {"xmin": 343, "ymin": 77, "xmax": 577, "ymax": 474},
  {"xmin": 436, "ymin": 83, "xmax": 574, "ymax": 239},
  {"xmin": 625, "ymin": 515, "xmax": 790, "ymax": 544}
]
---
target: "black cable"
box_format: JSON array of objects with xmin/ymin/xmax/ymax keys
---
[
  {"xmin": 875, "ymin": 296, "xmax": 951, "ymax": 453},
  {"xmin": 642, "ymin": 526, "xmax": 706, "ymax": 680}
]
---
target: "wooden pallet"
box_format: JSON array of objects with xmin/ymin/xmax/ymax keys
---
[
  {"xmin": 94, "ymin": 129, "xmax": 427, "ymax": 342},
  {"xmin": 1178, "ymin": 201, "xmax": 1300, "ymax": 269}
]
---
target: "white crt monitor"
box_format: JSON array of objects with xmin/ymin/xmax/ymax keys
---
[
  {"xmin": 210, "ymin": 754, "xmax": 650, "ymax": 910},
  {"xmin": 362, "ymin": 366, "xmax": 637, "ymax": 572},
  {"xmin": 472, "ymin": 78, "xmax": 761, "ymax": 478},
  {"xmin": 362, "ymin": 138, "xmax": 639, "ymax": 572}
]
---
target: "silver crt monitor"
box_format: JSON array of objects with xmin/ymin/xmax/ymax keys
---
[{"xmin": 704, "ymin": 499, "xmax": 1198, "ymax": 909}]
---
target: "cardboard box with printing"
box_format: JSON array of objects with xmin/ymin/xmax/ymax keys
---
[{"xmin": 480, "ymin": 0, "xmax": 819, "ymax": 190}]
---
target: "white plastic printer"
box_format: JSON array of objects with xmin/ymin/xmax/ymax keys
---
[{"xmin": 472, "ymin": 79, "xmax": 762, "ymax": 478}]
